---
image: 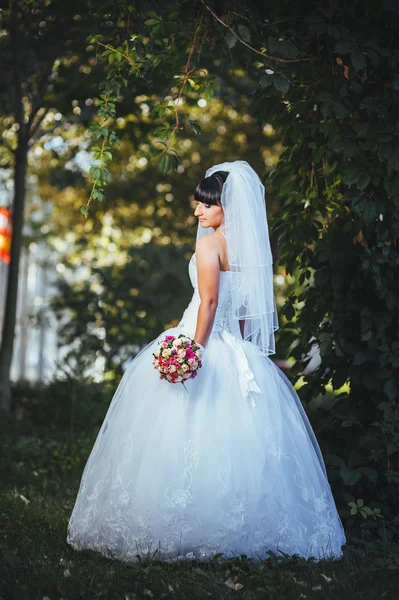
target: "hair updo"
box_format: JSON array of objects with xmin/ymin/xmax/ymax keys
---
[{"xmin": 194, "ymin": 170, "xmax": 229, "ymax": 206}]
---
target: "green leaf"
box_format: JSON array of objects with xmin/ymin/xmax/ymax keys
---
[
  {"xmin": 325, "ymin": 453, "xmax": 345, "ymax": 467},
  {"xmin": 366, "ymin": 48, "xmax": 380, "ymax": 67},
  {"xmin": 353, "ymin": 352, "xmax": 369, "ymax": 366},
  {"xmin": 384, "ymin": 378, "xmax": 398, "ymax": 402},
  {"xmin": 225, "ymin": 31, "xmax": 237, "ymax": 49},
  {"xmin": 277, "ymin": 39, "xmax": 299, "ymax": 59},
  {"xmin": 332, "ymin": 99, "xmax": 348, "ymax": 120},
  {"xmin": 343, "ymin": 168, "xmax": 361, "ymax": 186},
  {"xmin": 351, "ymin": 49, "xmax": 366, "ymax": 71},
  {"xmin": 358, "ymin": 467, "xmax": 378, "ymax": 484},
  {"xmin": 273, "ymin": 74, "xmax": 290, "ymax": 94},
  {"xmin": 340, "ymin": 465, "xmax": 361, "ymax": 486},
  {"xmin": 237, "ymin": 24, "xmax": 251, "ymax": 43},
  {"xmin": 357, "ymin": 172, "xmax": 370, "ymax": 191},
  {"xmin": 335, "ymin": 40, "xmax": 353, "ymax": 54},
  {"xmin": 144, "ymin": 18, "xmax": 162, "ymax": 28},
  {"xmin": 351, "ymin": 81, "xmax": 364, "ymax": 94},
  {"xmin": 315, "ymin": 91, "xmax": 333, "ymax": 102},
  {"xmin": 159, "ymin": 154, "xmax": 171, "ymax": 174},
  {"xmin": 260, "ymin": 74, "xmax": 274, "ymax": 88}
]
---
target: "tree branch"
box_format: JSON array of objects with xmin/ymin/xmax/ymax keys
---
[
  {"xmin": 30, "ymin": 121, "xmax": 61, "ymax": 146},
  {"xmin": 0, "ymin": 136, "xmax": 15, "ymax": 154},
  {"xmin": 29, "ymin": 107, "xmax": 50, "ymax": 139},
  {"xmin": 26, "ymin": 61, "xmax": 55, "ymax": 136},
  {"xmin": 199, "ymin": 0, "xmax": 318, "ymax": 64}
]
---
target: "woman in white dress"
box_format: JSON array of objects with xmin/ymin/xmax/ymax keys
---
[{"xmin": 67, "ymin": 160, "xmax": 346, "ymax": 562}]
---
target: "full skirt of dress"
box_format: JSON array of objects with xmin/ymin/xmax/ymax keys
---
[{"xmin": 66, "ymin": 326, "xmax": 346, "ymax": 563}]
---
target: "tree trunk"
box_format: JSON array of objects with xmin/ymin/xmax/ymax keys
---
[{"xmin": 0, "ymin": 133, "xmax": 28, "ymax": 412}]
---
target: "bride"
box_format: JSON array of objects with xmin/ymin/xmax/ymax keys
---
[{"xmin": 67, "ymin": 160, "xmax": 346, "ymax": 562}]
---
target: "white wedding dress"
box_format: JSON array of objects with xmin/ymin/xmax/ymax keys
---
[{"xmin": 67, "ymin": 251, "xmax": 346, "ymax": 562}]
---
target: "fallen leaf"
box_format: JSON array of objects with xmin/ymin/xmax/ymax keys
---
[
  {"xmin": 321, "ymin": 573, "xmax": 332, "ymax": 583},
  {"xmin": 63, "ymin": 569, "xmax": 71, "ymax": 578},
  {"xmin": 312, "ymin": 585, "xmax": 322, "ymax": 591},
  {"xmin": 20, "ymin": 494, "xmax": 30, "ymax": 505},
  {"xmin": 234, "ymin": 583, "xmax": 244, "ymax": 590},
  {"xmin": 225, "ymin": 578, "xmax": 237, "ymax": 589}
]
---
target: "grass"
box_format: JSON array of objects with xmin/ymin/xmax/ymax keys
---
[{"xmin": 1, "ymin": 402, "xmax": 398, "ymax": 600}]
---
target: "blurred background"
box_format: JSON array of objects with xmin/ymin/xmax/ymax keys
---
[{"xmin": 0, "ymin": 67, "xmax": 304, "ymax": 391}]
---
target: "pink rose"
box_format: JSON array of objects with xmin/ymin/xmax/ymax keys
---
[{"xmin": 165, "ymin": 335, "xmax": 175, "ymax": 341}]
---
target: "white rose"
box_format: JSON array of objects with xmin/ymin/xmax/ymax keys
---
[
  {"xmin": 195, "ymin": 349, "xmax": 202, "ymax": 358},
  {"xmin": 175, "ymin": 376, "xmax": 182, "ymax": 382},
  {"xmin": 169, "ymin": 365, "xmax": 176, "ymax": 373},
  {"xmin": 182, "ymin": 363, "xmax": 189, "ymax": 372},
  {"xmin": 154, "ymin": 348, "xmax": 160, "ymax": 357},
  {"xmin": 162, "ymin": 348, "xmax": 172, "ymax": 358},
  {"xmin": 177, "ymin": 348, "xmax": 186, "ymax": 358},
  {"xmin": 172, "ymin": 339, "xmax": 180, "ymax": 347}
]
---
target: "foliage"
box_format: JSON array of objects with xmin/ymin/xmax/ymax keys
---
[
  {"xmin": 249, "ymin": 0, "xmax": 399, "ymax": 553},
  {"xmin": 79, "ymin": 0, "xmax": 399, "ymax": 548}
]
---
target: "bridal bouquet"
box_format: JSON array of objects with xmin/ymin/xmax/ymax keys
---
[{"xmin": 152, "ymin": 334, "xmax": 203, "ymax": 389}]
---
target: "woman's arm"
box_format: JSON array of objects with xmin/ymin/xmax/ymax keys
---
[{"xmin": 193, "ymin": 236, "xmax": 220, "ymax": 348}]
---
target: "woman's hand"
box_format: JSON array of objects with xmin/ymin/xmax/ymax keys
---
[{"xmin": 194, "ymin": 341, "xmax": 206, "ymax": 353}]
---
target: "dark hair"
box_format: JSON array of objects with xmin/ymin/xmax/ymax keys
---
[{"xmin": 194, "ymin": 170, "xmax": 229, "ymax": 206}]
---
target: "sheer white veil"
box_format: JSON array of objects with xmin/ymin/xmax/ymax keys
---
[{"xmin": 196, "ymin": 160, "xmax": 279, "ymax": 356}]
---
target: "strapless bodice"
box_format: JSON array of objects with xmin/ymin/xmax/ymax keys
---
[{"xmin": 177, "ymin": 252, "xmax": 238, "ymax": 336}]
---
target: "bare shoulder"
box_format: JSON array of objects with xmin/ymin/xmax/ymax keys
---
[
  {"xmin": 195, "ymin": 232, "xmax": 220, "ymax": 254},
  {"xmin": 195, "ymin": 234, "xmax": 220, "ymax": 270}
]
